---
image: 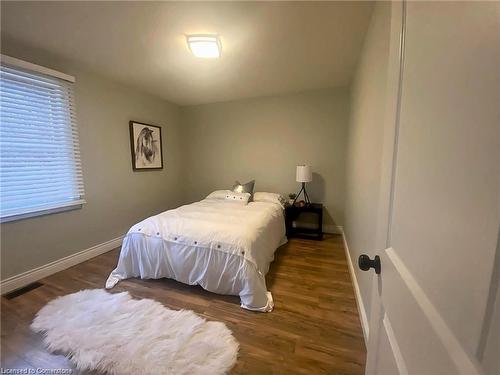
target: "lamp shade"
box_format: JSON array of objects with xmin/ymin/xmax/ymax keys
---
[{"xmin": 296, "ymin": 165, "xmax": 312, "ymax": 183}]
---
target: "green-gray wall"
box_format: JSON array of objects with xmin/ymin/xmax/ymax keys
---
[
  {"xmin": 0, "ymin": 43, "xmax": 185, "ymax": 279},
  {"xmin": 181, "ymin": 88, "xmax": 350, "ymax": 229},
  {"xmin": 344, "ymin": 2, "xmax": 392, "ymax": 324}
]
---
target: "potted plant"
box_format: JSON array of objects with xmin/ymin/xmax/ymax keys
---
[{"xmin": 288, "ymin": 193, "xmax": 297, "ymax": 206}]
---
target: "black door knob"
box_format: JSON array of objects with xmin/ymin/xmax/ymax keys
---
[{"xmin": 358, "ymin": 254, "xmax": 381, "ymax": 274}]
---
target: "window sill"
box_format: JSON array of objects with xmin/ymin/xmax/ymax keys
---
[{"xmin": 0, "ymin": 200, "xmax": 86, "ymax": 223}]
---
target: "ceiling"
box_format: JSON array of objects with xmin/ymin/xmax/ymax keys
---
[{"xmin": 1, "ymin": 1, "xmax": 373, "ymax": 106}]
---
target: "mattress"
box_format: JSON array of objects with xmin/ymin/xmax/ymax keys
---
[{"xmin": 105, "ymin": 198, "xmax": 287, "ymax": 311}]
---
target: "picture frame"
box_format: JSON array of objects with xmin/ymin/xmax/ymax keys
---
[{"xmin": 129, "ymin": 121, "xmax": 163, "ymax": 171}]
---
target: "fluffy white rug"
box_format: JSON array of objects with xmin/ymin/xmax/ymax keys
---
[{"xmin": 31, "ymin": 289, "xmax": 238, "ymax": 375}]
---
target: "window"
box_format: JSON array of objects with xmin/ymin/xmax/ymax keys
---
[{"xmin": 0, "ymin": 55, "xmax": 85, "ymax": 221}]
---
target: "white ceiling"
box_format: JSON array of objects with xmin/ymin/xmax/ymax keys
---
[{"xmin": 1, "ymin": 1, "xmax": 373, "ymax": 106}]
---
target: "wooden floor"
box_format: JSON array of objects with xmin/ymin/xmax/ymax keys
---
[{"xmin": 1, "ymin": 235, "xmax": 366, "ymax": 374}]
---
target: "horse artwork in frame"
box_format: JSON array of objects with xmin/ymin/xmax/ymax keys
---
[{"xmin": 129, "ymin": 121, "xmax": 163, "ymax": 171}]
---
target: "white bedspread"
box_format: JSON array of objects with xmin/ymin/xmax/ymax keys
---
[{"xmin": 105, "ymin": 198, "xmax": 286, "ymax": 312}]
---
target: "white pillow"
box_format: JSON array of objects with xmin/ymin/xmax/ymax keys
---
[
  {"xmin": 206, "ymin": 190, "xmax": 231, "ymax": 200},
  {"xmin": 224, "ymin": 192, "xmax": 251, "ymax": 205},
  {"xmin": 253, "ymin": 192, "xmax": 286, "ymax": 207}
]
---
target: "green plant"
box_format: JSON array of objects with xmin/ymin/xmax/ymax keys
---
[{"xmin": 288, "ymin": 193, "xmax": 297, "ymax": 200}]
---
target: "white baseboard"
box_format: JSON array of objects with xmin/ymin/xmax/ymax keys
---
[
  {"xmin": 340, "ymin": 228, "xmax": 370, "ymax": 345},
  {"xmin": 1, "ymin": 235, "xmax": 124, "ymax": 295}
]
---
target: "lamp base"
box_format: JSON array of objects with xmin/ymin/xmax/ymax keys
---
[{"xmin": 292, "ymin": 182, "xmax": 311, "ymax": 206}]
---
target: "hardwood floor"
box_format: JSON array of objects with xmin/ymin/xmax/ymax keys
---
[{"xmin": 1, "ymin": 235, "xmax": 366, "ymax": 374}]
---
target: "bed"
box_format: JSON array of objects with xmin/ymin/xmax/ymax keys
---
[{"xmin": 105, "ymin": 191, "xmax": 287, "ymax": 312}]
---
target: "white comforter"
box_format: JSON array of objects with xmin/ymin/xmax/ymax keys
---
[{"xmin": 106, "ymin": 198, "xmax": 286, "ymax": 311}]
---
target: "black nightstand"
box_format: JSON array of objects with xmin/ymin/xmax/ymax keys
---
[{"xmin": 285, "ymin": 203, "xmax": 323, "ymax": 240}]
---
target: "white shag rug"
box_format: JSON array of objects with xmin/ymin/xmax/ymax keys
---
[{"xmin": 31, "ymin": 289, "xmax": 238, "ymax": 375}]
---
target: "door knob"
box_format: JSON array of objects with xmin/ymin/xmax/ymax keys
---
[{"xmin": 358, "ymin": 254, "xmax": 381, "ymax": 274}]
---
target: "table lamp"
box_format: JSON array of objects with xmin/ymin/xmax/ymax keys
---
[{"xmin": 293, "ymin": 165, "xmax": 312, "ymax": 205}]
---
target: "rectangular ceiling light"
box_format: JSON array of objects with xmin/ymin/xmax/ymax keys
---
[{"xmin": 187, "ymin": 35, "xmax": 221, "ymax": 58}]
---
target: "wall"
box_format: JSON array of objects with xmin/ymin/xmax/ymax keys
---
[
  {"xmin": 344, "ymin": 2, "xmax": 392, "ymax": 326},
  {"xmin": 0, "ymin": 42, "xmax": 184, "ymax": 280},
  {"xmin": 181, "ymin": 88, "xmax": 349, "ymax": 228}
]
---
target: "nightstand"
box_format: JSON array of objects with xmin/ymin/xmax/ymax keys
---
[{"xmin": 285, "ymin": 203, "xmax": 323, "ymax": 240}]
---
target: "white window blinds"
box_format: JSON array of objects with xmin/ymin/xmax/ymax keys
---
[{"xmin": 0, "ymin": 56, "xmax": 85, "ymax": 221}]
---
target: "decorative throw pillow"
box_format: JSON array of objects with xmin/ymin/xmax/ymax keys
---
[
  {"xmin": 224, "ymin": 192, "xmax": 251, "ymax": 205},
  {"xmin": 232, "ymin": 180, "xmax": 255, "ymax": 200}
]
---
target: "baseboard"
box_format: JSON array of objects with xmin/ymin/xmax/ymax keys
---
[
  {"xmin": 0, "ymin": 235, "xmax": 124, "ymax": 295},
  {"xmin": 340, "ymin": 228, "xmax": 370, "ymax": 345}
]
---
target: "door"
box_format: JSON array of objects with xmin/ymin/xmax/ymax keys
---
[{"xmin": 364, "ymin": 2, "xmax": 500, "ymax": 374}]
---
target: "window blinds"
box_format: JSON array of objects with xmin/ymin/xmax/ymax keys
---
[{"xmin": 0, "ymin": 57, "xmax": 85, "ymax": 220}]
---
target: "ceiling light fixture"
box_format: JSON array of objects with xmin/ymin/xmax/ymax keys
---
[{"xmin": 186, "ymin": 34, "xmax": 222, "ymax": 58}]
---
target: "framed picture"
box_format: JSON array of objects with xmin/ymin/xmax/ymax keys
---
[{"xmin": 129, "ymin": 121, "xmax": 163, "ymax": 170}]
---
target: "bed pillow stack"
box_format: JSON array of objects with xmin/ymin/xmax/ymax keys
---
[
  {"xmin": 205, "ymin": 189, "xmax": 285, "ymax": 207},
  {"xmin": 205, "ymin": 190, "xmax": 251, "ymax": 205},
  {"xmin": 224, "ymin": 191, "xmax": 251, "ymax": 205},
  {"xmin": 232, "ymin": 180, "xmax": 255, "ymax": 200}
]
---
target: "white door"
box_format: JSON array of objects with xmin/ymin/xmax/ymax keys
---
[{"xmin": 364, "ymin": 2, "xmax": 500, "ymax": 374}]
